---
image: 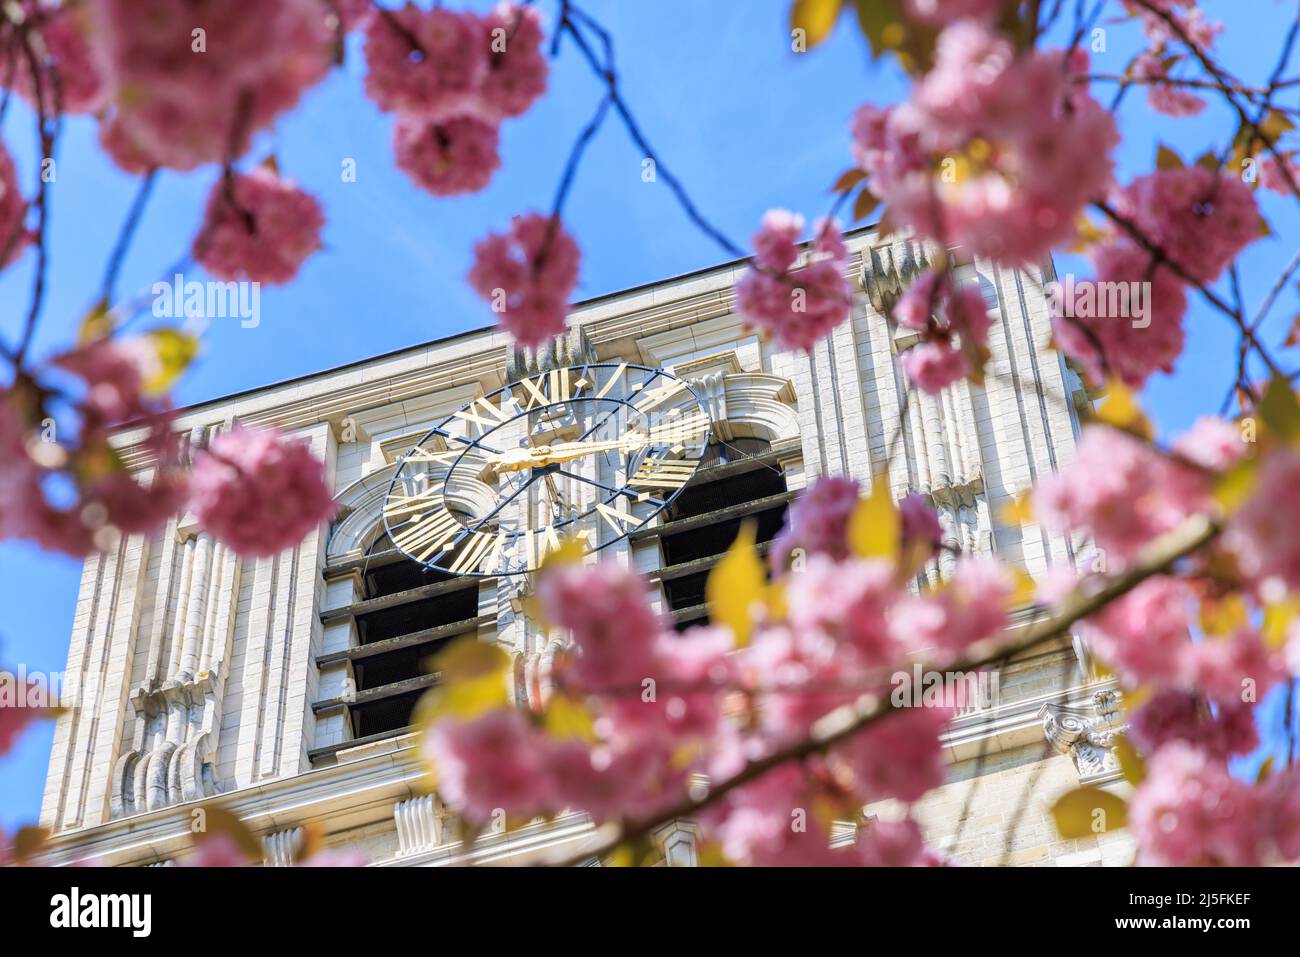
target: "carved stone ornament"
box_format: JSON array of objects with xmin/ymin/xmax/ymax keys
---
[{"xmin": 1039, "ymin": 689, "xmax": 1127, "ymax": 783}]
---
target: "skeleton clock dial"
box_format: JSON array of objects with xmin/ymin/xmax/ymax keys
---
[{"xmin": 384, "ymin": 363, "xmax": 713, "ymax": 577}]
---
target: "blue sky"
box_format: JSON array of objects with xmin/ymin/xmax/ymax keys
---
[{"xmin": 2, "ymin": 1, "xmax": 1296, "ymax": 829}]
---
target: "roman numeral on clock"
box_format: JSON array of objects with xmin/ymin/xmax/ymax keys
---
[
  {"xmin": 627, "ymin": 457, "xmax": 696, "ymax": 490},
  {"xmin": 388, "ymin": 503, "xmax": 461, "ymax": 563}
]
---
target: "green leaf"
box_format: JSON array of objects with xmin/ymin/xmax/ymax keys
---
[
  {"xmin": 848, "ymin": 472, "xmax": 899, "ymax": 561},
  {"xmin": 142, "ymin": 328, "xmax": 200, "ymax": 397},
  {"xmin": 1260, "ymin": 373, "xmax": 1300, "ymax": 442},
  {"xmin": 1113, "ymin": 735, "xmax": 1146, "ymax": 787},
  {"xmin": 416, "ymin": 638, "xmax": 512, "ymax": 727},
  {"xmin": 790, "ymin": 0, "xmax": 843, "ymax": 49},
  {"xmin": 1094, "ymin": 380, "xmax": 1153, "ymax": 441},
  {"xmin": 543, "ymin": 693, "xmax": 598, "ymax": 743},
  {"xmin": 1155, "ymin": 143, "xmax": 1184, "ymax": 171},
  {"xmin": 706, "ymin": 520, "xmax": 765, "ymax": 647},
  {"xmin": 1050, "ymin": 786, "xmax": 1129, "ymax": 838}
]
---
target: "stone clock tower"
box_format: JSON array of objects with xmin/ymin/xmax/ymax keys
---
[{"xmin": 38, "ymin": 226, "xmax": 1131, "ymax": 867}]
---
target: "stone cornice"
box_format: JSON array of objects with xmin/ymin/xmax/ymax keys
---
[{"xmin": 112, "ymin": 230, "xmax": 884, "ymax": 469}]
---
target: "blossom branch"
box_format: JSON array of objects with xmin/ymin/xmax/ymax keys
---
[{"xmin": 549, "ymin": 514, "xmax": 1220, "ymax": 866}]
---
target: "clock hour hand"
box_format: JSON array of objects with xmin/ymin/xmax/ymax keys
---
[{"xmin": 553, "ymin": 468, "xmax": 666, "ymax": 508}]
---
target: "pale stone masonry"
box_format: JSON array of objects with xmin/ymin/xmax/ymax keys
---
[{"xmin": 38, "ymin": 226, "xmax": 1132, "ymax": 867}]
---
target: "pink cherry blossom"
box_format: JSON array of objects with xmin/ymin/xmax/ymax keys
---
[
  {"xmin": 1128, "ymin": 689, "xmax": 1258, "ymax": 759},
  {"xmin": 473, "ymin": 3, "xmax": 549, "ymax": 121},
  {"xmin": 1172, "ymin": 416, "xmax": 1247, "ymax": 471},
  {"xmin": 1129, "ymin": 743, "xmax": 1261, "ymax": 866},
  {"xmin": 1258, "ymin": 154, "xmax": 1300, "ymax": 195},
  {"xmin": 899, "ymin": 493, "xmax": 943, "ymax": 559},
  {"xmin": 5, "ymin": 2, "xmax": 110, "ymax": 116},
  {"xmin": 834, "ymin": 704, "xmax": 951, "ymax": 803},
  {"xmin": 193, "ymin": 169, "xmax": 325, "ymax": 285},
  {"xmin": 1265, "ymin": 768, "xmax": 1300, "ymax": 861},
  {"xmin": 299, "ymin": 849, "xmax": 369, "ymax": 867},
  {"xmin": 786, "ymin": 555, "xmax": 901, "ymax": 667},
  {"xmin": 1033, "ymin": 426, "xmax": 1206, "ymax": 564},
  {"xmin": 903, "ymin": 0, "xmax": 1006, "ymax": 26},
  {"xmin": 747, "ymin": 625, "xmax": 859, "ymax": 740},
  {"xmin": 892, "ymin": 556, "xmax": 1012, "ymax": 663},
  {"xmin": 0, "ymin": 667, "xmax": 48, "ymax": 756},
  {"xmin": 1079, "ymin": 576, "xmax": 1192, "ymax": 687},
  {"xmin": 423, "ymin": 709, "xmax": 552, "ymax": 825},
  {"xmin": 895, "ymin": 271, "xmax": 992, "ymax": 393},
  {"xmin": 189, "ymin": 426, "xmax": 336, "ymax": 557},
  {"xmin": 858, "ymin": 816, "xmax": 949, "ymax": 866},
  {"xmin": 1185, "ymin": 628, "xmax": 1285, "ymax": 706},
  {"xmin": 393, "ymin": 114, "xmax": 501, "ymax": 197},
  {"xmin": 534, "ymin": 560, "xmax": 662, "ymax": 691},
  {"xmin": 1050, "ymin": 242, "xmax": 1188, "ymax": 388},
  {"xmin": 0, "ymin": 137, "xmax": 30, "ymax": 269},
  {"xmin": 467, "ymin": 212, "xmax": 580, "ymax": 347},
  {"xmin": 1131, "ymin": 52, "xmax": 1206, "ymax": 117},
  {"xmin": 700, "ymin": 760, "xmax": 863, "ymax": 866},
  {"xmin": 363, "ymin": 4, "xmax": 487, "ymax": 121},
  {"xmin": 1113, "ymin": 167, "xmax": 1261, "ymax": 284},
  {"xmin": 92, "ymin": 0, "xmax": 333, "ymax": 172},
  {"xmin": 735, "ymin": 212, "xmax": 852, "ymax": 352},
  {"xmin": 1224, "ymin": 449, "xmax": 1300, "ymax": 594},
  {"xmin": 857, "ymin": 25, "xmax": 1118, "ymax": 266},
  {"xmin": 900, "ymin": 343, "xmax": 972, "ymax": 394},
  {"xmin": 180, "ymin": 834, "xmax": 255, "ymax": 867},
  {"xmin": 770, "ymin": 475, "xmax": 860, "ymax": 570}
]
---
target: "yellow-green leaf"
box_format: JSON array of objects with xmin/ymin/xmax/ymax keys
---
[
  {"xmin": 790, "ymin": 0, "xmax": 842, "ymax": 49},
  {"xmin": 1095, "ymin": 380, "xmax": 1153, "ymax": 441},
  {"xmin": 192, "ymin": 803, "xmax": 262, "ymax": 861},
  {"xmin": 12, "ymin": 825, "xmax": 49, "ymax": 864},
  {"xmin": 78, "ymin": 300, "xmax": 114, "ymax": 344},
  {"xmin": 832, "ymin": 166, "xmax": 869, "ymax": 194},
  {"xmin": 543, "ymin": 693, "xmax": 598, "ymax": 743},
  {"xmin": 849, "ymin": 472, "xmax": 900, "ymax": 561},
  {"xmin": 706, "ymin": 520, "xmax": 764, "ymax": 647},
  {"xmin": 1113, "ymin": 735, "xmax": 1146, "ymax": 787},
  {"xmin": 998, "ymin": 492, "xmax": 1034, "ymax": 526},
  {"xmin": 1262, "ymin": 597, "xmax": 1299, "ymax": 650},
  {"xmin": 853, "ymin": 187, "xmax": 880, "ymax": 222},
  {"xmin": 1050, "ymin": 786, "xmax": 1129, "ymax": 838},
  {"xmin": 416, "ymin": 638, "xmax": 512, "ymax": 726},
  {"xmin": 1155, "ymin": 143, "xmax": 1184, "ymax": 170},
  {"xmin": 1257, "ymin": 755, "xmax": 1275, "ymax": 783},
  {"xmin": 1199, "ymin": 592, "xmax": 1249, "ymax": 637},
  {"xmin": 1260, "ymin": 373, "xmax": 1300, "ymax": 443},
  {"xmin": 1213, "ymin": 457, "xmax": 1258, "ymax": 512},
  {"xmin": 142, "ymin": 328, "xmax": 199, "ymax": 397}
]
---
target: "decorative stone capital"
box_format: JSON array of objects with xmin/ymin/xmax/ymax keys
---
[{"xmin": 1039, "ymin": 689, "xmax": 1126, "ymax": 783}]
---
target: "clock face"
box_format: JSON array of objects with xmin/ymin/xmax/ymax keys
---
[{"xmin": 383, "ymin": 363, "xmax": 713, "ymax": 577}]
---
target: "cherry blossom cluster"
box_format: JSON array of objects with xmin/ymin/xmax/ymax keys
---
[
  {"xmin": 735, "ymin": 211, "xmax": 852, "ymax": 352},
  {"xmin": 1034, "ymin": 411, "xmax": 1300, "ymax": 865},
  {"xmin": 363, "ymin": 3, "xmax": 548, "ymax": 197},
  {"xmin": 849, "ymin": 20, "xmax": 1119, "ymax": 267},
  {"xmin": 893, "ymin": 268, "xmax": 992, "ymax": 393},
  {"xmin": 467, "ymin": 211, "xmax": 581, "ymax": 347},
  {"xmin": 0, "ymin": 342, "xmax": 335, "ymax": 559},
  {"xmin": 420, "ymin": 483, "xmax": 1021, "ymax": 865},
  {"xmin": 1051, "ymin": 166, "xmax": 1260, "ymax": 388}
]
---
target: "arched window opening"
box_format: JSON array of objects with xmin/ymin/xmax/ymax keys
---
[{"xmin": 653, "ymin": 439, "xmax": 790, "ymax": 631}]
